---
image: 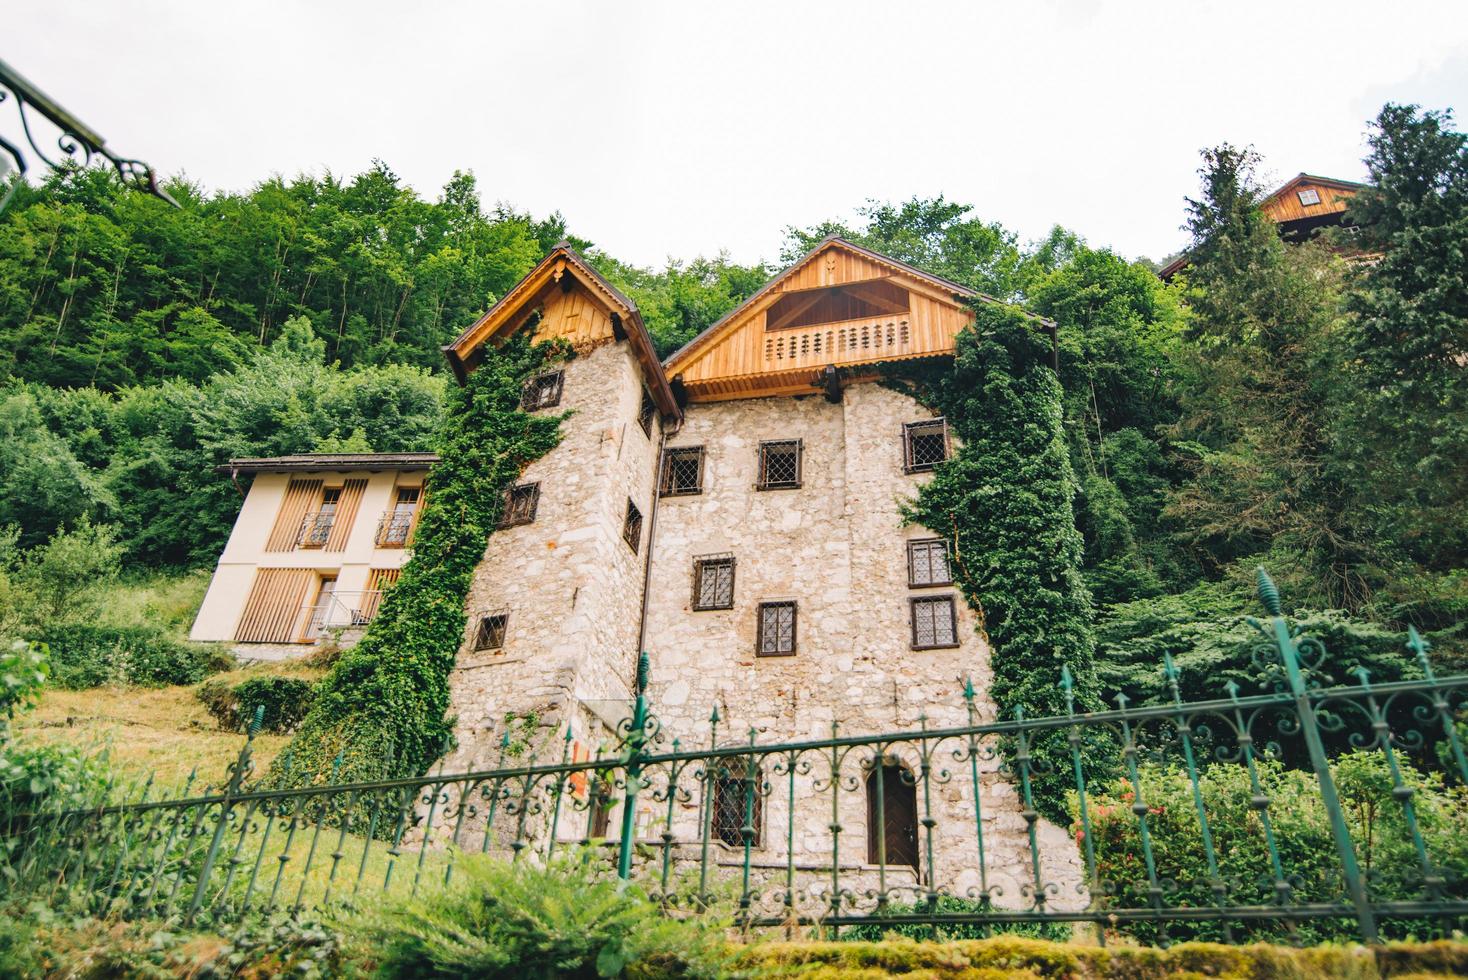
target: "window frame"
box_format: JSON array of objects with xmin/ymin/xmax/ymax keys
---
[
  {"xmin": 638, "ymin": 388, "xmax": 656, "ymax": 437},
  {"xmin": 497, "ymin": 482, "xmax": 541, "ymax": 529},
  {"xmin": 756, "ymin": 600, "xmax": 797, "ymax": 657},
  {"xmin": 474, "ymin": 612, "xmax": 509, "ymax": 652},
  {"xmin": 691, "ymin": 553, "xmax": 736, "ymax": 611},
  {"xmin": 902, "ymin": 418, "xmax": 950, "ymax": 474},
  {"xmin": 906, "ymin": 538, "xmax": 954, "ymax": 588},
  {"xmin": 622, "ymin": 498, "xmax": 643, "ymax": 554},
  {"xmin": 521, "ymin": 370, "xmax": 565, "ymax": 411},
  {"xmin": 1296, "ymin": 187, "xmax": 1322, "ymax": 206},
  {"xmin": 756, "ymin": 439, "xmax": 803, "ymax": 491},
  {"xmin": 660, "ymin": 445, "xmax": 706, "ymax": 497},
  {"xmin": 909, "ymin": 594, "xmax": 960, "ymax": 651},
  {"xmin": 712, "ymin": 760, "xmax": 763, "ymax": 848}
]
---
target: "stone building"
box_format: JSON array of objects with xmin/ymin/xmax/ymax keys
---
[{"xmin": 437, "ymin": 237, "xmax": 1082, "ymax": 907}]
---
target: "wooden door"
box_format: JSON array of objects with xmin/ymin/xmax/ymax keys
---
[{"xmin": 866, "ymin": 762, "xmax": 919, "ymax": 870}]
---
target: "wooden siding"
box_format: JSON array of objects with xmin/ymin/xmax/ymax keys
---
[
  {"xmin": 1262, "ymin": 179, "xmax": 1358, "ymax": 224},
  {"xmin": 666, "ymin": 240, "xmax": 976, "ymax": 402},
  {"xmin": 323, "ymin": 479, "xmax": 366, "ymax": 552},
  {"xmin": 361, "ymin": 567, "xmax": 401, "ymax": 621},
  {"xmin": 264, "ymin": 479, "xmax": 322, "ymax": 552},
  {"xmin": 234, "ymin": 568, "xmax": 315, "ymax": 642},
  {"xmin": 530, "ymin": 283, "xmax": 616, "ymax": 348}
]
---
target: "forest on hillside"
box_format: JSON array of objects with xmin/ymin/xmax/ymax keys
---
[{"xmin": 0, "ymin": 102, "xmax": 1464, "ymax": 686}]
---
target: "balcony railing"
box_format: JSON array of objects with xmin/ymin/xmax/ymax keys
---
[
  {"xmin": 298, "ymin": 590, "xmax": 385, "ymax": 640},
  {"xmin": 375, "ymin": 511, "xmax": 416, "ymax": 547},
  {"xmin": 295, "ymin": 512, "xmax": 336, "ymax": 548}
]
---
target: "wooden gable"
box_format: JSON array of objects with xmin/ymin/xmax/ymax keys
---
[
  {"xmin": 664, "ymin": 237, "xmax": 981, "ymax": 402},
  {"xmin": 442, "ymin": 243, "xmax": 679, "ymax": 418},
  {"xmin": 1260, "ymin": 174, "xmax": 1365, "ymax": 226}
]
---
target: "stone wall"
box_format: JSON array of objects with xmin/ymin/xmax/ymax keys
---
[{"xmin": 444, "ymin": 339, "xmax": 661, "ymax": 772}]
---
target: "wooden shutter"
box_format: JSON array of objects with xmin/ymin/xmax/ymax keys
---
[
  {"xmin": 323, "ymin": 479, "xmax": 367, "ymax": 552},
  {"xmin": 234, "ymin": 568, "xmax": 315, "ymax": 642},
  {"xmin": 360, "ymin": 567, "xmax": 402, "ymax": 621},
  {"xmin": 265, "ymin": 480, "xmax": 323, "ymax": 552}
]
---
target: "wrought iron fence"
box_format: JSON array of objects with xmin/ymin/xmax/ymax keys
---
[{"xmin": 5, "ymin": 571, "xmax": 1468, "ymax": 943}]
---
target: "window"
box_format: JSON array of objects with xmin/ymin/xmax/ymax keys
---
[
  {"xmin": 522, "ymin": 370, "xmax": 564, "ymax": 410},
  {"xmin": 660, "ymin": 446, "xmax": 705, "ymax": 496},
  {"xmin": 692, "ymin": 554, "xmax": 735, "ymax": 611},
  {"xmin": 474, "ymin": 612, "xmax": 508, "ymax": 652},
  {"xmin": 298, "ymin": 487, "xmax": 341, "ymax": 547},
  {"xmin": 713, "ymin": 761, "xmax": 762, "ymax": 847},
  {"xmin": 1297, "ymin": 187, "xmax": 1322, "ymax": 206},
  {"xmin": 377, "ymin": 487, "xmax": 422, "ymax": 546},
  {"xmin": 757, "ymin": 601, "xmax": 797, "ymax": 656},
  {"xmin": 903, "ymin": 419, "xmax": 949, "ymax": 473},
  {"xmin": 910, "ymin": 595, "xmax": 958, "ymax": 650},
  {"xmin": 756, "ymin": 440, "xmax": 802, "ymax": 490},
  {"xmin": 907, "ymin": 539, "xmax": 953, "ymax": 587},
  {"xmin": 622, "ymin": 498, "xmax": 642, "ymax": 553},
  {"xmin": 638, "ymin": 388, "xmax": 656, "ymax": 437},
  {"xmin": 498, "ymin": 482, "xmax": 540, "ymax": 528}
]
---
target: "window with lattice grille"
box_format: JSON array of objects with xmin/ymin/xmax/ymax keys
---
[
  {"xmin": 498, "ymin": 483, "xmax": 540, "ymax": 528},
  {"xmin": 910, "ymin": 595, "xmax": 958, "ymax": 649},
  {"xmin": 713, "ymin": 762, "xmax": 762, "ymax": 847},
  {"xmin": 756, "ymin": 440, "xmax": 802, "ymax": 490},
  {"xmin": 623, "ymin": 498, "xmax": 642, "ymax": 553},
  {"xmin": 903, "ymin": 419, "xmax": 949, "ymax": 473},
  {"xmin": 692, "ymin": 554, "xmax": 735, "ymax": 610},
  {"xmin": 660, "ymin": 446, "xmax": 705, "ymax": 496},
  {"xmin": 474, "ymin": 612, "xmax": 508, "ymax": 652},
  {"xmin": 907, "ymin": 539, "xmax": 953, "ymax": 587},
  {"xmin": 522, "ymin": 370, "xmax": 564, "ymax": 410},
  {"xmin": 757, "ymin": 601, "xmax": 797, "ymax": 656},
  {"xmin": 638, "ymin": 388, "xmax": 656, "ymax": 437}
]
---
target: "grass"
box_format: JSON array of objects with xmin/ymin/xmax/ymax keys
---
[{"xmin": 96, "ymin": 569, "xmax": 213, "ymax": 640}]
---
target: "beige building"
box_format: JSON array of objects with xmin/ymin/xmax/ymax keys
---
[{"xmin": 190, "ymin": 453, "xmax": 435, "ymax": 654}]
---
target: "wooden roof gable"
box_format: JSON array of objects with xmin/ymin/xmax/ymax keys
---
[
  {"xmin": 442, "ymin": 242, "xmax": 679, "ymax": 418},
  {"xmin": 663, "ymin": 236, "xmax": 983, "ymax": 402},
  {"xmin": 1260, "ymin": 173, "xmax": 1366, "ymax": 226}
]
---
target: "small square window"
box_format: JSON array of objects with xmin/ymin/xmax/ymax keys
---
[
  {"xmin": 910, "ymin": 595, "xmax": 959, "ymax": 650},
  {"xmin": 907, "ymin": 539, "xmax": 953, "ymax": 587},
  {"xmin": 623, "ymin": 498, "xmax": 643, "ymax": 553},
  {"xmin": 661, "ymin": 446, "xmax": 705, "ymax": 496},
  {"xmin": 1297, "ymin": 188, "xmax": 1321, "ymax": 206},
  {"xmin": 498, "ymin": 482, "xmax": 540, "ymax": 528},
  {"xmin": 474, "ymin": 612, "xmax": 509, "ymax": 652},
  {"xmin": 522, "ymin": 370, "xmax": 564, "ymax": 411},
  {"xmin": 757, "ymin": 601, "xmax": 797, "ymax": 656},
  {"xmin": 692, "ymin": 554, "xmax": 735, "ymax": 610},
  {"xmin": 757, "ymin": 440, "xmax": 802, "ymax": 490},
  {"xmin": 903, "ymin": 419, "xmax": 949, "ymax": 473},
  {"xmin": 638, "ymin": 388, "xmax": 656, "ymax": 437}
]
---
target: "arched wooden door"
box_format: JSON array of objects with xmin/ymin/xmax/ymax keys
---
[{"xmin": 866, "ymin": 762, "xmax": 919, "ymax": 869}]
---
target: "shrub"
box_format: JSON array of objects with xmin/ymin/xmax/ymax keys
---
[
  {"xmin": 197, "ymin": 675, "xmax": 316, "ymax": 734},
  {"xmin": 839, "ymin": 896, "xmax": 1072, "ymax": 943},
  {"xmin": 1, "ymin": 640, "xmax": 47, "ymax": 743},
  {"xmin": 29, "ymin": 623, "xmax": 232, "ymax": 688},
  {"xmin": 1081, "ymin": 752, "xmax": 1468, "ymax": 944},
  {"xmin": 360, "ymin": 853, "xmax": 730, "ymax": 979}
]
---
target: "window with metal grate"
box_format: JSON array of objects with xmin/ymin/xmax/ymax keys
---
[
  {"xmin": 910, "ymin": 595, "xmax": 959, "ymax": 649},
  {"xmin": 623, "ymin": 498, "xmax": 642, "ymax": 553},
  {"xmin": 757, "ymin": 600, "xmax": 797, "ymax": 656},
  {"xmin": 522, "ymin": 370, "xmax": 564, "ymax": 410},
  {"xmin": 902, "ymin": 419, "xmax": 949, "ymax": 473},
  {"xmin": 713, "ymin": 762, "xmax": 762, "ymax": 847},
  {"xmin": 660, "ymin": 446, "xmax": 705, "ymax": 496},
  {"xmin": 638, "ymin": 388, "xmax": 656, "ymax": 437},
  {"xmin": 474, "ymin": 612, "xmax": 509, "ymax": 651},
  {"xmin": 691, "ymin": 554, "xmax": 735, "ymax": 610},
  {"xmin": 756, "ymin": 439, "xmax": 802, "ymax": 490},
  {"xmin": 907, "ymin": 538, "xmax": 953, "ymax": 587},
  {"xmin": 498, "ymin": 482, "xmax": 540, "ymax": 528}
]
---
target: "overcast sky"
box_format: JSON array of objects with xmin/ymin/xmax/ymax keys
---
[{"xmin": 7, "ymin": 1, "xmax": 1466, "ymax": 268}]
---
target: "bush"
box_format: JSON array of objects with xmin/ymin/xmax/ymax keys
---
[
  {"xmin": 29, "ymin": 624, "xmax": 233, "ymax": 688},
  {"xmin": 198, "ymin": 675, "xmax": 317, "ymax": 734},
  {"xmin": 839, "ymin": 896, "xmax": 1072, "ymax": 943},
  {"xmin": 360, "ymin": 853, "xmax": 730, "ymax": 979},
  {"xmin": 1081, "ymin": 752, "xmax": 1468, "ymax": 944}
]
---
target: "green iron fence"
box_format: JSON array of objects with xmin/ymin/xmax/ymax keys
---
[{"xmin": 5, "ymin": 569, "xmax": 1468, "ymax": 944}]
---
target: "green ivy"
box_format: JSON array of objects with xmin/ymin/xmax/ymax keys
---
[
  {"xmin": 269, "ymin": 337, "xmax": 567, "ymax": 787},
  {"xmin": 896, "ymin": 302, "xmax": 1107, "ymax": 823}
]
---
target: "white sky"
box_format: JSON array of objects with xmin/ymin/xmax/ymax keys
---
[{"xmin": 7, "ymin": 1, "xmax": 1467, "ymax": 268}]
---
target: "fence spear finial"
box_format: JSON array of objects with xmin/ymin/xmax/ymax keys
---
[{"xmin": 1256, "ymin": 566, "xmax": 1282, "ymax": 616}]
